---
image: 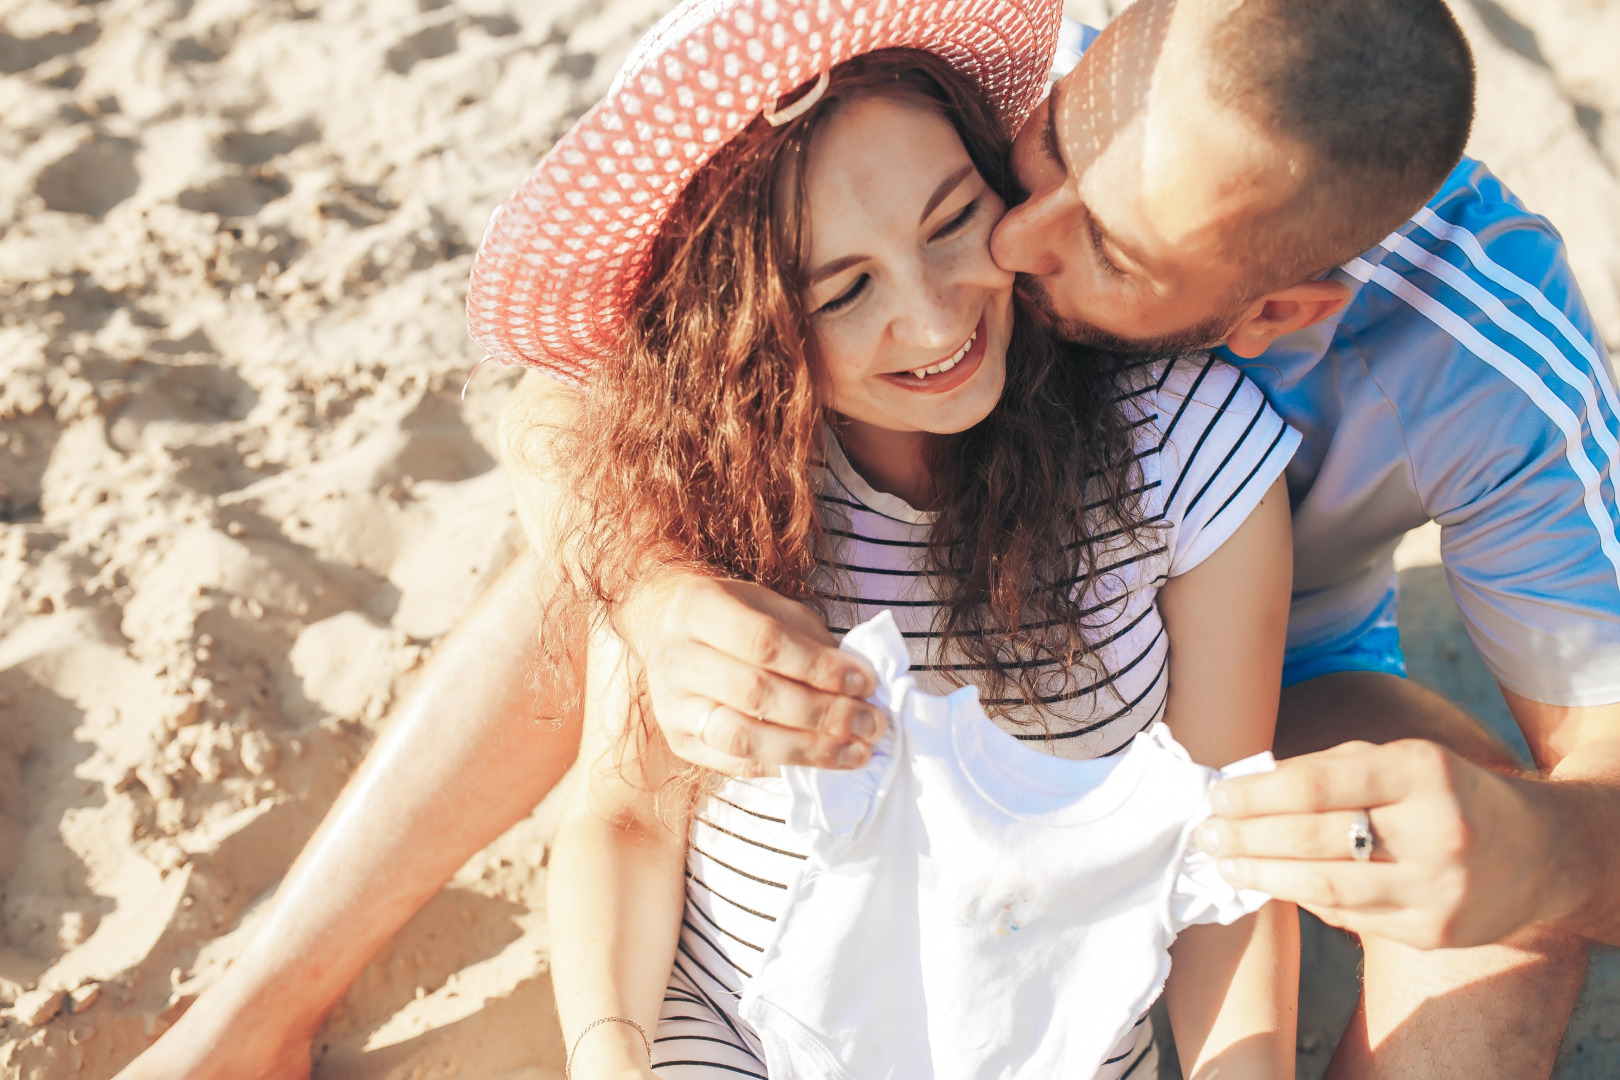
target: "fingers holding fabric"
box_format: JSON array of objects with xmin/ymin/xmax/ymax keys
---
[
  {"xmin": 679, "ymin": 703, "xmax": 873, "ymax": 775},
  {"xmin": 665, "ymin": 577, "xmax": 877, "ymax": 701},
  {"xmin": 1198, "ymin": 808, "xmax": 1393, "ymax": 862},
  {"xmin": 1208, "ymin": 740, "xmax": 1413, "ymax": 817}
]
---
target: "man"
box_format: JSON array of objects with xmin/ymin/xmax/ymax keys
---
[
  {"xmin": 119, "ymin": 1, "xmax": 1620, "ymax": 1078},
  {"xmin": 990, "ymin": 1, "xmax": 1620, "ymax": 1076}
]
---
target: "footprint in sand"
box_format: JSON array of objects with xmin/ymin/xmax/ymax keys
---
[
  {"xmin": 386, "ymin": 20, "xmax": 458, "ymax": 75},
  {"xmin": 34, "ymin": 135, "xmax": 139, "ymax": 218},
  {"xmin": 177, "ymin": 172, "xmax": 293, "ymax": 218},
  {"xmin": 0, "ymin": 22, "xmax": 98, "ymax": 76}
]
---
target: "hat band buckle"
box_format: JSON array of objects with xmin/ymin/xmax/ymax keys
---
[{"xmin": 763, "ymin": 70, "xmax": 830, "ymax": 126}]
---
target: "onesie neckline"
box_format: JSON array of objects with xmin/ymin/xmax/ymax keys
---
[{"xmin": 950, "ymin": 705, "xmax": 1156, "ymax": 826}]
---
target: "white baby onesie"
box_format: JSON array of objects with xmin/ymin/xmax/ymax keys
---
[{"xmin": 738, "ymin": 612, "xmax": 1275, "ymax": 1080}]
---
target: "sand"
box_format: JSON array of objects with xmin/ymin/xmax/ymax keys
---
[{"xmin": 0, "ymin": 0, "xmax": 1616, "ymax": 1077}]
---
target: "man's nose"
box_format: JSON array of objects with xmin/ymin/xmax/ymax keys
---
[{"xmin": 991, "ymin": 193, "xmax": 1063, "ymax": 277}]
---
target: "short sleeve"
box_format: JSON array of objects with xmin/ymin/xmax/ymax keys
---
[
  {"xmin": 1149, "ymin": 355, "xmax": 1302, "ymax": 577},
  {"xmin": 1167, "ymin": 751, "xmax": 1276, "ymax": 934},
  {"xmin": 1356, "ymin": 177, "xmax": 1620, "ymax": 707}
]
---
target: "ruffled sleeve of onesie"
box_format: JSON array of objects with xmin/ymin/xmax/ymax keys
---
[
  {"xmin": 1167, "ymin": 752, "xmax": 1277, "ymax": 933},
  {"xmin": 781, "ymin": 612, "xmax": 911, "ymax": 849}
]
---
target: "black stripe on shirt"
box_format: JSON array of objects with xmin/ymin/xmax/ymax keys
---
[
  {"xmin": 1208, "ymin": 423, "xmax": 1291, "ymax": 526},
  {"xmin": 686, "ymin": 869, "xmax": 778, "ymax": 922},
  {"xmin": 708, "ymin": 791, "xmax": 786, "ymax": 824},
  {"xmin": 1119, "ymin": 1042, "xmax": 1154, "ymax": 1078},
  {"xmin": 819, "ymin": 559, "xmax": 936, "ymax": 577},
  {"xmin": 980, "ymin": 624, "xmax": 1163, "ymax": 707},
  {"xmin": 1084, "ymin": 479, "xmax": 1160, "ymax": 512},
  {"xmin": 695, "ymin": 816, "xmax": 808, "ymax": 860},
  {"xmin": 1155, "ymin": 354, "xmax": 1219, "ymax": 450},
  {"xmin": 681, "ymin": 918, "xmax": 754, "ymax": 980},
  {"xmin": 670, "ymin": 956, "xmax": 753, "ymax": 1047},
  {"xmin": 654, "ymin": 1062, "xmax": 766, "ymax": 1079},
  {"xmin": 1164, "ymin": 375, "xmax": 1244, "ymax": 508},
  {"xmin": 1013, "ymin": 652, "xmax": 1168, "ymax": 740},
  {"xmin": 1061, "ymin": 544, "xmax": 1169, "ymax": 585},
  {"xmin": 821, "ymin": 525, "xmax": 930, "ymax": 549},
  {"xmin": 685, "ymin": 887, "xmax": 766, "ymax": 953},
  {"xmin": 676, "ymin": 940, "xmax": 747, "ymax": 997},
  {"xmin": 688, "ymin": 843, "xmax": 790, "ymax": 889},
  {"xmin": 1182, "ymin": 393, "xmax": 1265, "ymax": 521}
]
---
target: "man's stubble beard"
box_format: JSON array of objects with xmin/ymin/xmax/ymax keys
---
[{"xmin": 1016, "ymin": 274, "xmax": 1238, "ymax": 357}]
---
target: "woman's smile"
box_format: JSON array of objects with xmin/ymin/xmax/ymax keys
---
[
  {"xmin": 798, "ymin": 94, "xmax": 1016, "ymax": 486},
  {"xmin": 877, "ymin": 313, "xmax": 987, "ymax": 394}
]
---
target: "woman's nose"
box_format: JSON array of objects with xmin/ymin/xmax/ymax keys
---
[
  {"xmin": 890, "ymin": 274, "xmax": 965, "ymax": 350},
  {"xmin": 991, "ymin": 194, "xmax": 1063, "ymax": 277}
]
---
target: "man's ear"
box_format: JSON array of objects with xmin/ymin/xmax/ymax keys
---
[{"xmin": 1221, "ymin": 279, "xmax": 1352, "ymax": 359}]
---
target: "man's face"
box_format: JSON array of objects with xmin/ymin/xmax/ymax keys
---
[{"xmin": 991, "ymin": 0, "xmax": 1306, "ymax": 353}]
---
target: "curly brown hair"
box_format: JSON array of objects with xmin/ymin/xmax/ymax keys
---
[{"xmin": 547, "ymin": 48, "xmax": 1157, "ymax": 734}]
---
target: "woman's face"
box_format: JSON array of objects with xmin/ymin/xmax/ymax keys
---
[{"xmin": 799, "ymin": 96, "xmax": 1015, "ymax": 437}]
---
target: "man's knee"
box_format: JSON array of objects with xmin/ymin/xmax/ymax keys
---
[
  {"xmin": 1276, "ymin": 671, "xmax": 1520, "ymax": 772},
  {"xmin": 1331, "ymin": 925, "xmax": 1589, "ymax": 1079}
]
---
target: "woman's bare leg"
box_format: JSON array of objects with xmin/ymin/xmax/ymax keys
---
[{"xmin": 115, "ymin": 545, "xmax": 582, "ymax": 1080}]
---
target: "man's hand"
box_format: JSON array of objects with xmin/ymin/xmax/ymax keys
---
[
  {"xmin": 1196, "ymin": 739, "xmax": 1584, "ymax": 950},
  {"xmin": 625, "ymin": 575, "xmax": 884, "ymax": 775}
]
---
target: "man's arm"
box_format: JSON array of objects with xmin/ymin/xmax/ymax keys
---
[
  {"xmin": 500, "ymin": 370, "xmax": 884, "ymax": 774},
  {"xmin": 1200, "ymin": 692, "xmax": 1620, "ymax": 948},
  {"xmin": 1502, "ymin": 691, "xmax": 1620, "ymax": 942}
]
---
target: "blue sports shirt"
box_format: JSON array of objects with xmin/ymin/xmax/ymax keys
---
[
  {"xmin": 1233, "ymin": 158, "xmax": 1620, "ymax": 708},
  {"xmin": 1058, "ymin": 20, "xmax": 1620, "ymax": 707}
]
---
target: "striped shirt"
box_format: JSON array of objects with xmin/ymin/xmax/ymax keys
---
[{"xmin": 659, "ymin": 354, "xmax": 1299, "ymax": 1079}]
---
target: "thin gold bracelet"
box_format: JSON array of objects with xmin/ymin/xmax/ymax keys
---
[{"xmin": 566, "ymin": 1015, "xmax": 652, "ymax": 1079}]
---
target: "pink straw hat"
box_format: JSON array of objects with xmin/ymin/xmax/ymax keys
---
[{"xmin": 466, "ymin": 0, "xmax": 1064, "ymax": 384}]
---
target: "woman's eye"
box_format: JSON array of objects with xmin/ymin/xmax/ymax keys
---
[
  {"xmin": 817, "ymin": 273, "xmax": 868, "ymax": 314},
  {"xmin": 930, "ymin": 198, "xmax": 981, "ymax": 241}
]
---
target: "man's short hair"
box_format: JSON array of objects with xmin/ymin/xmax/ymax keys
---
[{"xmin": 1207, "ymin": 0, "xmax": 1476, "ymax": 294}]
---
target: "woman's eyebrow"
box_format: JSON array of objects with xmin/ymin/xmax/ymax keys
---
[
  {"xmin": 808, "ymin": 253, "xmax": 867, "ymax": 285},
  {"xmin": 920, "ymin": 165, "xmax": 975, "ymax": 223}
]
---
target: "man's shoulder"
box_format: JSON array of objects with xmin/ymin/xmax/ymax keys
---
[
  {"xmin": 1340, "ymin": 157, "xmax": 1600, "ymax": 358},
  {"xmin": 1335, "ymin": 156, "xmax": 1614, "ymax": 432}
]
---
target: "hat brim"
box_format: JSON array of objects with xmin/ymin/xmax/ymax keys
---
[{"xmin": 467, "ymin": 0, "xmax": 1064, "ymax": 382}]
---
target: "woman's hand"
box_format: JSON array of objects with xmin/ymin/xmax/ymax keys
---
[
  {"xmin": 501, "ymin": 369, "xmax": 884, "ymax": 776},
  {"xmin": 621, "ymin": 573, "xmax": 887, "ymax": 774}
]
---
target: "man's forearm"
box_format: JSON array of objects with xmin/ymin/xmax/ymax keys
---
[{"xmin": 1531, "ymin": 738, "xmax": 1620, "ymax": 944}]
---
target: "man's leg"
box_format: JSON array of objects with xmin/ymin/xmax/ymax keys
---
[
  {"xmin": 117, "ymin": 544, "xmax": 582, "ymax": 1080},
  {"xmin": 1276, "ymin": 673, "xmax": 1589, "ymax": 1080}
]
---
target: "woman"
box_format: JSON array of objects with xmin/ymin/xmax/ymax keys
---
[{"xmin": 482, "ymin": 2, "xmax": 1300, "ymax": 1075}]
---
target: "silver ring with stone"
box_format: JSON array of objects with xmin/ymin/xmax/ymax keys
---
[
  {"xmin": 1348, "ymin": 808, "xmax": 1375, "ymax": 862},
  {"xmin": 695, "ymin": 704, "xmax": 721, "ymax": 746}
]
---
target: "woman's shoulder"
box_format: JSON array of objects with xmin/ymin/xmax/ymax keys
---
[
  {"xmin": 1114, "ymin": 353, "xmax": 1285, "ymax": 467},
  {"xmin": 1114, "ymin": 352, "xmax": 1261, "ymax": 427},
  {"xmin": 1119, "ymin": 353, "xmax": 1298, "ymax": 571}
]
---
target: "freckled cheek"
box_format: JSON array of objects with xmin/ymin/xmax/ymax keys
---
[
  {"xmin": 942, "ymin": 231, "xmax": 1013, "ymax": 293},
  {"xmin": 811, "ymin": 327, "xmax": 886, "ymax": 410}
]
